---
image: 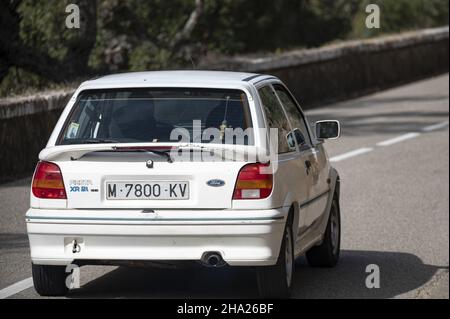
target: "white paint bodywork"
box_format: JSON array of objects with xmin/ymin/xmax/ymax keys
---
[{"xmin": 26, "ymin": 71, "xmax": 339, "ymax": 267}]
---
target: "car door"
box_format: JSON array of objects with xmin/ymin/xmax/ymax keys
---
[
  {"xmin": 272, "ymin": 84, "xmax": 330, "ymax": 241},
  {"xmin": 257, "ymin": 84, "xmax": 310, "ymax": 236}
]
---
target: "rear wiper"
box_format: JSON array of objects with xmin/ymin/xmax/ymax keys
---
[
  {"xmin": 70, "ymin": 146, "xmax": 173, "ymax": 162},
  {"xmin": 111, "ymin": 147, "xmax": 173, "ymax": 163},
  {"xmin": 65, "ymin": 138, "xmax": 121, "ymax": 145},
  {"xmin": 83, "ymin": 138, "xmax": 121, "ymax": 144}
]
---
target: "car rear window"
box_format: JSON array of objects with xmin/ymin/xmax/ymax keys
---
[{"xmin": 57, "ymin": 88, "xmax": 253, "ymax": 145}]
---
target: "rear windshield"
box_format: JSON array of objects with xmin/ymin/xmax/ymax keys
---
[{"xmin": 57, "ymin": 88, "xmax": 253, "ymax": 145}]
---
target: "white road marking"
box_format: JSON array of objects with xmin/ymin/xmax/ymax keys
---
[
  {"xmin": 330, "ymin": 147, "xmax": 373, "ymax": 162},
  {"xmin": 376, "ymin": 132, "xmax": 421, "ymax": 147},
  {"xmin": 422, "ymin": 121, "xmax": 449, "ymax": 132},
  {"xmin": 0, "ymin": 277, "xmax": 33, "ymax": 299}
]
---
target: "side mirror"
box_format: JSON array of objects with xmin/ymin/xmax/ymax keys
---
[
  {"xmin": 287, "ymin": 128, "xmax": 306, "ymax": 149},
  {"xmin": 315, "ymin": 120, "xmax": 340, "ymax": 140},
  {"xmin": 293, "ymin": 128, "xmax": 306, "ymax": 146}
]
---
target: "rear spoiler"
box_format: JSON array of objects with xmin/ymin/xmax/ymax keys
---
[{"xmin": 39, "ymin": 143, "xmax": 270, "ymax": 162}]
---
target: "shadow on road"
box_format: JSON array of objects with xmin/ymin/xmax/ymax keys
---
[
  {"xmin": 292, "ymin": 250, "xmax": 447, "ymax": 299},
  {"xmin": 66, "ymin": 250, "xmax": 446, "ymax": 299},
  {"xmin": 68, "ymin": 264, "xmax": 258, "ymax": 299},
  {"xmin": 0, "ymin": 177, "xmax": 32, "ymax": 188},
  {"xmin": 0, "ymin": 233, "xmax": 29, "ymax": 251}
]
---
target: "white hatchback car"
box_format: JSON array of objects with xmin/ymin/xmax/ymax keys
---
[{"xmin": 27, "ymin": 71, "xmax": 341, "ymax": 298}]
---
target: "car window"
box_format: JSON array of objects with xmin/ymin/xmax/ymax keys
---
[
  {"xmin": 273, "ymin": 84, "xmax": 312, "ymax": 150},
  {"xmin": 58, "ymin": 88, "xmax": 253, "ymax": 145},
  {"xmin": 258, "ymin": 85, "xmax": 291, "ymax": 154}
]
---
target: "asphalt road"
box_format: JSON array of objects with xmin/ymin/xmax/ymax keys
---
[{"xmin": 0, "ymin": 74, "xmax": 448, "ymax": 299}]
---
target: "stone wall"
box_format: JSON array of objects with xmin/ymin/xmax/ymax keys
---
[
  {"xmin": 200, "ymin": 27, "xmax": 449, "ymax": 107},
  {"xmin": 0, "ymin": 91, "xmax": 73, "ymax": 182}
]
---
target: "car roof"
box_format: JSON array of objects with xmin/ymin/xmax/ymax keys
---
[{"xmin": 80, "ymin": 70, "xmax": 278, "ymax": 89}]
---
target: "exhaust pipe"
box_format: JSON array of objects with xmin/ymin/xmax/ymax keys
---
[{"xmin": 201, "ymin": 252, "xmax": 226, "ymax": 268}]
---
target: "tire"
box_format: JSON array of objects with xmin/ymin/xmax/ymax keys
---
[
  {"xmin": 256, "ymin": 222, "xmax": 294, "ymax": 298},
  {"xmin": 306, "ymin": 198, "xmax": 341, "ymax": 267},
  {"xmin": 32, "ymin": 264, "xmax": 68, "ymax": 296}
]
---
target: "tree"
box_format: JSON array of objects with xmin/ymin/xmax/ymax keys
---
[
  {"xmin": 96, "ymin": 0, "xmax": 206, "ymax": 71},
  {"xmin": 0, "ymin": 0, "xmax": 97, "ymax": 83},
  {"xmin": 1, "ymin": 0, "xmax": 447, "ymax": 96}
]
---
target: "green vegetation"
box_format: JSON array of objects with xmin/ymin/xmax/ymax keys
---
[
  {"xmin": 0, "ymin": 0, "xmax": 448, "ymax": 97},
  {"xmin": 351, "ymin": 0, "xmax": 449, "ymax": 38}
]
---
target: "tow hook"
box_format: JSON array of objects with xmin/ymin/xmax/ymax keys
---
[{"xmin": 72, "ymin": 239, "xmax": 81, "ymax": 254}]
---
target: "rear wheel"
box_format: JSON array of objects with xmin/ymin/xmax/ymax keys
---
[
  {"xmin": 306, "ymin": 198, "xmax": 341, "ymax": 267},
  {"xmin": 32, "ymin": 264, "xmax": 68, "ymax": 296},
  {"xmin": 256, "ymin": 222, "xmax": 294, "ymax": 298}
]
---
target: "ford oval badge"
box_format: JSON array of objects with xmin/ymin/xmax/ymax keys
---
[{"xmin": 207, "ymin": 179, "xmax": 225, "ymax": 187}]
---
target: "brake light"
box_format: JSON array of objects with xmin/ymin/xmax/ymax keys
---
[
  {"xmin": 233, "ymin": 163, "xmax": 273, "ymax": 200},
  {"xmin": 32, "ymin": 161, "xmax": 67, "ymax": 199}
]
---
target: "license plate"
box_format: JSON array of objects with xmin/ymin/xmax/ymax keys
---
[{"xmin": 106, "ymin": 181, "xmax": 189, "ymax": 200}]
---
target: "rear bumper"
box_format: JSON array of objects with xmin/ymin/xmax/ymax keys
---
[{"xmin": 26, "ymin": 208, "xmax": 287, "ymax": 267}]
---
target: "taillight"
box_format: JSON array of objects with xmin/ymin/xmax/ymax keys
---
[
  {"xmin": 233, "ymin": 163, "xmax": 273, "ymax": 200},
  {"xmin": 32, "ymin": 161, "xmax": 67, "ymax": 199}
]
